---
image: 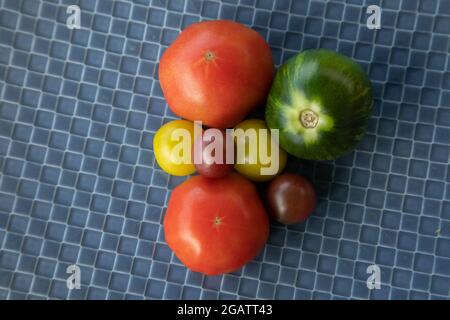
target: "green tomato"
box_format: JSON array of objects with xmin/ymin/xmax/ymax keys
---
[
  {"xmin": 266, "ymin": 49, "xmax": 373, "ymax": 160},
  {"xmin": 153, "ymin": 120, "xmax": 197, "ymax": 176},
  {"xmin": 234, "ymin": 119, "xmax": 287, "ymax": 182}
]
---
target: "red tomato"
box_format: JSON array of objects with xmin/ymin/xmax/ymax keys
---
[
  {"xmin": 164, "ymin": 173, "xmax": 269, "ymax": 275},
  {"xmin": 159, "ymin": 20, "xmax": 274, "ymax": 129},
  {"xmin": 193, "ymin": 129, "xmax": 234, "ymax": 179}
]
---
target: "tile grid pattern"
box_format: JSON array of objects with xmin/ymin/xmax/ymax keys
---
[{"xmin": 0, "ymin": 0, "xmax": 449, "ymax": 299}]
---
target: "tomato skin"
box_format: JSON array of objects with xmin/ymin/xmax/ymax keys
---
[
  {"xmin": 159, "ymin": 20, "xmax": 274, "ymax": 129},
  {"xmin": 153, "ymin": 120, "xmax": 197, "ymax": 176},
  {"xmin": 164, "ymin": 173, "xmax": 269, "ymax": 275},
  {"xmin": 234, "ymin": 119, "xmax": 287, "ymax": 182},
  {"xmin": 193, "ymin": 130, "xmax": 234, "ymax": 179},
  {"xmin": 267, "ymin": 174, "xmax": 317, "ymax": 224}
]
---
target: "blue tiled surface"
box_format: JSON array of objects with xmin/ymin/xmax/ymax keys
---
[{"xmin": 0, "ymin": 0, "xmax": 449, "ymax": 300}]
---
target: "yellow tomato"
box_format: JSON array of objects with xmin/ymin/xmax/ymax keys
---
[
  {"xmin": 234, "ymin": 119, "xmax": 287, "ymax": 182},
  {"xmin": 153, "ymin": 120, "xmax": 198, "ymax": 176}
]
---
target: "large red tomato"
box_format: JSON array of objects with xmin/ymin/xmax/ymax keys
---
[
  {"xmin": 164, "ymin": 173, "xmax": 269, "ymax": 275},
  {"xmin": 159, "ymin": 20, "xmax": 274, "ymax": 129}
]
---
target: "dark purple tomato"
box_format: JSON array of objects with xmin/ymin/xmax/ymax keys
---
[
  {"xmin": 193, "ymin": 129, "xmax": 234, "ymax": 179},
  {"xmin": 267, "ymin": 173, "xmax": 317, "ymax": 224}
]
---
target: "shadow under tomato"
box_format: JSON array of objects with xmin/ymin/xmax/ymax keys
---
[{"xmin": 257, "ymin": 150, "xmax": 354, "ymax": 232}]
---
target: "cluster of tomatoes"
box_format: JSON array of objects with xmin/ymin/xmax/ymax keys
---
[{"xmin": 153, "ymin": 20, "xmax": 317, "ymax": 275}]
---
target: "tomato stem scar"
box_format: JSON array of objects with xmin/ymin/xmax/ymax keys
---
[
  {"xmin": 214, "ymin": 216, "xmax": 222, "ymax": 226},
  {"xmin": 299, "ymin": 109, "xmax": 319, "ymax": 129},
  {"xmin": 204, "ymin": 50, "xmax": 216, "ymax": 62}
]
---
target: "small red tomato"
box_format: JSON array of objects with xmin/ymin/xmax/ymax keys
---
[
  {"xmin": 267, "ymin": 173, "xmax": 317, "ymax": 224},
  {"xmin": 164, "ymin": 173, "xmax": 269, "ymax": 275},
  {"xmin": 193, "ymin": 129, "xmax": 234, "ymax": 179}
]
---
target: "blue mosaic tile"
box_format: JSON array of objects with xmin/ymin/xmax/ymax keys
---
[{"xmin": 0, "ymin": 0, "xmax": 449, "ymax": 300}]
